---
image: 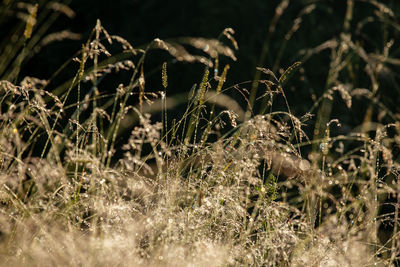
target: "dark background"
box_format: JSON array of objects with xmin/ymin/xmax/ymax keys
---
[
  {"xmin": 2, "ymin": 0, "xmax": 400, "ymax": 130},
  {"xmin": 22, "ymin": 0, "xmax": 349, "ymax": 108}
]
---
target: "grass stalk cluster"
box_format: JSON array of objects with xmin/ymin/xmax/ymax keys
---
[{"xmin": 1, "ymin": 0, "xmax": 400, "ymax": 266}]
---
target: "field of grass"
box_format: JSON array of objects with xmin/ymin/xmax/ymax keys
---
[{"xmin": 1, "ymin": 1, "xmax": 400, "ymax": 266}]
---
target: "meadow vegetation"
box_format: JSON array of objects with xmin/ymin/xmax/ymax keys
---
[{"xmin": 0, "ymin": 0, "xmax": 400, "ymax": 266}]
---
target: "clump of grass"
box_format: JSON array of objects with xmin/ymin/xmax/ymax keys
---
[{"xmin": 1, "ymin": 1, "xmax": 400, "ymax": 266}]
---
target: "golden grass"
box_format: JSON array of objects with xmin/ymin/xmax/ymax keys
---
[{"xmin": 0, "ymin": 1, "xmax": 399, "ymax": 266}]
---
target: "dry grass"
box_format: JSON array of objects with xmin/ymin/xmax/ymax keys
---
[{"xmin": 1, "ymin": 1, "xmax": 400, "ymax": 266}]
